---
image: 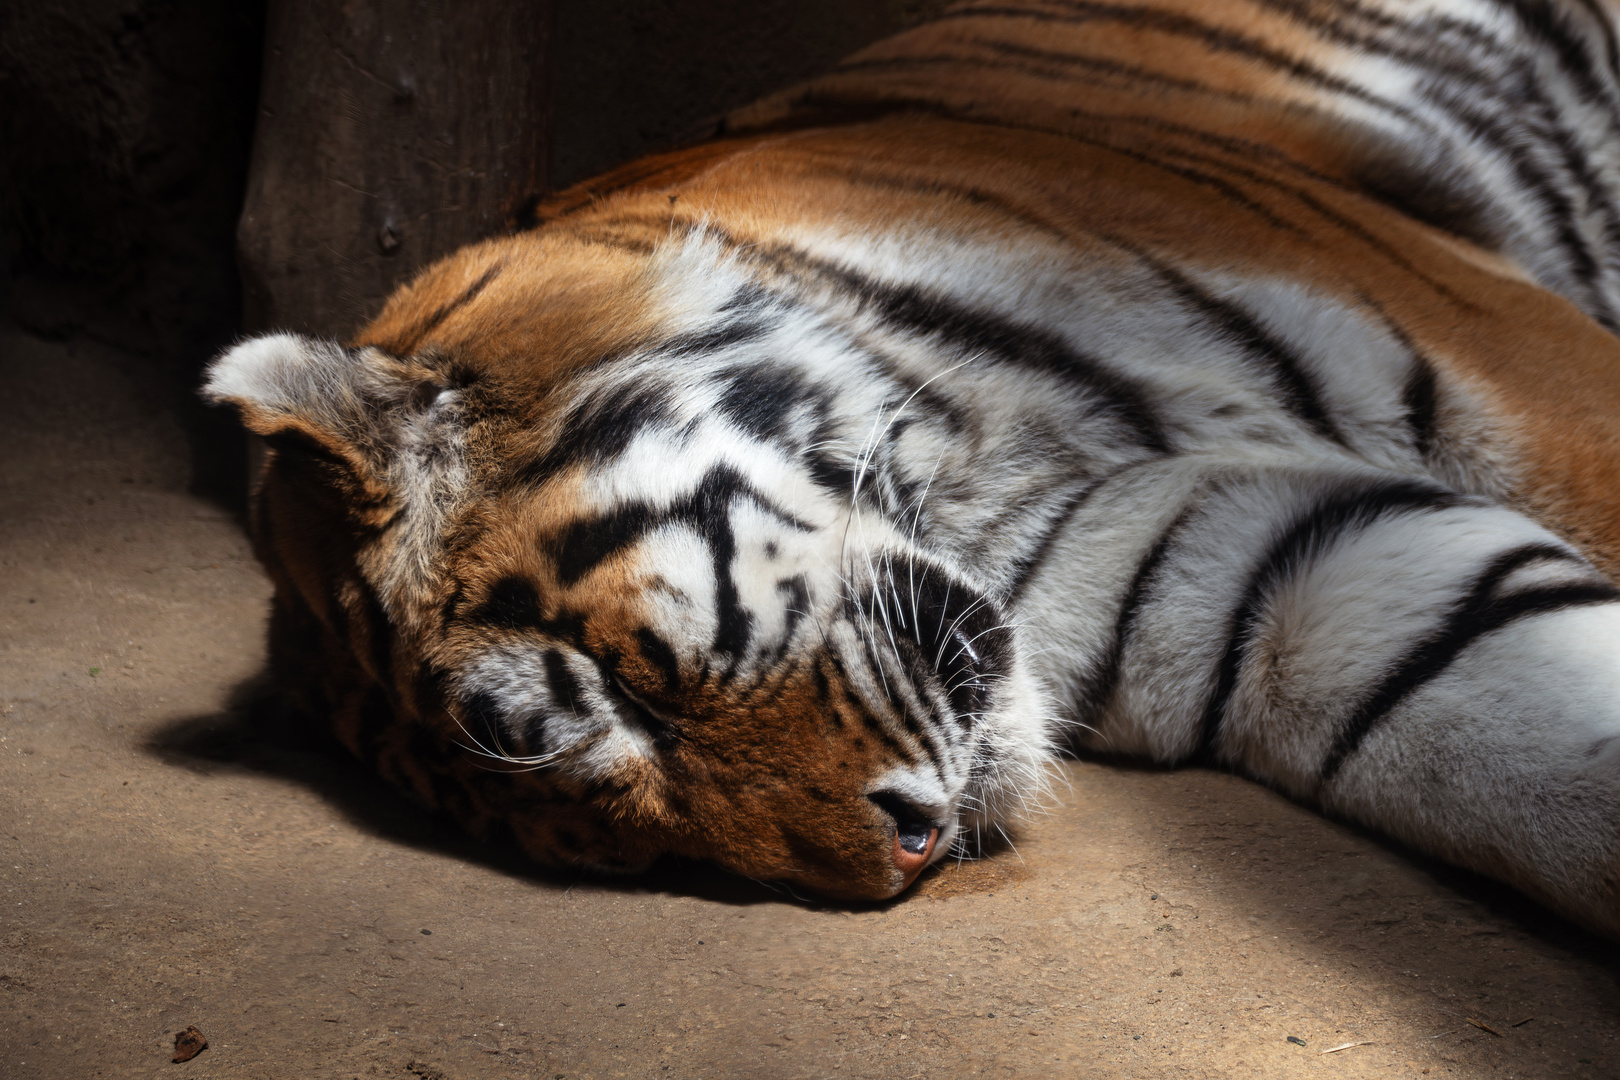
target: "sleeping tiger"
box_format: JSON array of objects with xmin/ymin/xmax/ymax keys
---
[{"xmin": 207, "ymin": 0, "xmax": 1620, "ymax": 937}]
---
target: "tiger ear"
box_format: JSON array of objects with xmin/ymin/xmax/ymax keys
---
[{"xmin": 203, "ymin": 332, "xmax": 449, "ymax": 481}]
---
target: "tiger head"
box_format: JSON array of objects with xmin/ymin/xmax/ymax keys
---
[{"xmin": 206, "ymin": 230, "xmax": 1053, "ymax": 900}]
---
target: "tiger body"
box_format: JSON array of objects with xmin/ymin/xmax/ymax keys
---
[{"xmin": 209, "ymin": 0, "xmax": 1620, "ymax": 934}]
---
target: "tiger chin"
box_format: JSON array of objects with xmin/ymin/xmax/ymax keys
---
[{"xmin": 209, "ymin": 0, "xmax": 1620, "ymax": 937}]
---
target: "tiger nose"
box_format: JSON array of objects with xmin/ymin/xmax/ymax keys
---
[
  {"xmin": 893, "ymin": 820, "xmax": 940, "ymax": 884},
  {"xmin": 870, "ymin": 792, "xmax": 941, "ymax": 887}
]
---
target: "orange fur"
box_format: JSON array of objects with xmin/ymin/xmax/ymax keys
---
[{"xmin": 224, "ymin": 0, "xmax": 1620, "ymax": 899}]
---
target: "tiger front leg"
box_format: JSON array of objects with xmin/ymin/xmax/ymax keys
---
[{"xmin": 1028, "ymin": 458, "xmax": 1620, "ymax": 939}]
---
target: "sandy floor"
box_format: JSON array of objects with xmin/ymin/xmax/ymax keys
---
[{"xmin": 2, "ymin": 324, "xmax": 1617, "ymax": 1079}]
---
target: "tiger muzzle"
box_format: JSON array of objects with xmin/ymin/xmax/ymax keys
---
[{"xmin": 877, "ymin": 556, "xmax": 1013, "ymax": 726}]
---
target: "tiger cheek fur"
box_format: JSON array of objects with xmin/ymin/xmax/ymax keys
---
[
  {"xmin": 655, "ymin": 674, "xmax": 914, "ymax": 900},
  {"xmin": 571, "ymin": 621, "xmax": 906, "ymax": 898}
]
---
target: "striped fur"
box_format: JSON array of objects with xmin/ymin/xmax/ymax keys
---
[{"xmin": 208, "ymin": 0, "xmax": 1620, "ymax": 931}]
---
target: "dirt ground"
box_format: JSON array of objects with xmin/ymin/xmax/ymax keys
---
[{"xmin": 2, "ymin": 322, "xmax": 1617, "ymax": 1079}]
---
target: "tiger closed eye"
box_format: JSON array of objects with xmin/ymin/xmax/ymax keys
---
[{"xmin": 206, "ymin": 0, "xmax": 1620, "ymax": 939}]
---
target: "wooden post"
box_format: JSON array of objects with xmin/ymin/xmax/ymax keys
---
[
  {"xmin": 235, "ymin": 1, "xmax": 953, "ymax": 342},
  {"xmin": 237, "ymin": 0, "xmax": 551, "ymax": 341}
]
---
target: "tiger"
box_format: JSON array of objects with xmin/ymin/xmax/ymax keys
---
[{"xmin": 205, "ymin": 0, "xmax": 1620, "ymax": 937}]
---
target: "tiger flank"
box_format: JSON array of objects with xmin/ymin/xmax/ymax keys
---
[{"xmin": 207, "ymin": 0, "xmax": 1620, "ymax": 936}]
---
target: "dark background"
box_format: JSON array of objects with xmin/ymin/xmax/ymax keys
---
[{"xmin": 0, "ymin": 0, "xmax": 947, "ymax": 505}]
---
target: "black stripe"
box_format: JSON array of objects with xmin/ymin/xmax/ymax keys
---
[
  {"xmin": 441, "ymin": 580, "xmax": 467, "ymax": 630},
  {"xmin": 1258, "ymin": 0, "xmax": 1620, "ymax": 326},
  {"xmin": 1401, "ymin": 357, "xmax": 1439, "ymax": 460},
  {"xmin": 1076, "ymin": 502, "xmax": 1201, "ymax": 728},
  {"xmin": 806, "ymin": 260, "xmax": 1172, "ymax": 453},
  {"xmin": 544, "ymin": 649, "xmax": 583, "ymax": 716},
  {"xmin": 1117, "ymin": 243, "xmax": 1347, "ymax": 445},
  {"xmin": 1197, "ymin": 480, "xmax": 1469, "ymax": 760},
  {"xmin": 1417, "ymin": 76, "xmax": 1616, "ymax": 327},
  {"xmin": 1404, "ymin": 12, "xmax": 1620, "ymax": 324},
  {"xmin": 747, "ymin": 89, "xmax": 1478, "ymax": 308},
  {"xmin": 563, "ymin": 227, "xmax": 659, "ymax": 256},
  {"xmin": 830, "ymin": 649, "xmax": 919, "ymax": 765},
  {"xmin": 812, "ymin": 657, "xmax": 840, "ymax": 727},
  {"xmin": 661, "ymin": 308, "xmax": 774, "ymax": 357},
  {"xmin": 1130, "ymin": 141, "xmax": 1481, "ymax": 310},
  {"xmin": 517, "ymin": 299, "xmax": 781, "ymax": 489},
  {"xmin": 886, "ymin": 634, "xmax": 952, "ymax": 765},
  {"xmin": 794, "ymin": 160, "xmax": 1076, "ymax": 243},
  {"xmin": 1566, "ymin": 0, "xmax": 1620, "ymax": 79},
  {"xmin": 938, "ymin": 2, "xmax": 1429, "ymax": 125},
  {"xmin": 1261, "ymin": 0, "xmax": 1521, "ymax": 101},
  {"xmin": 1003, "ymin": 479, "xmax": 1108, "ymax": 604},
  {"xmin": 1063, "ymin": 124, "xmax": 1304, "ymax": 234},
  {"xmin": 516, "ymin": 381, "xmax": 677, "ymax": 489},
  {"xmin": 600, "ymin": 214, "xmax": 1175, "ymax": 452},
  {"xmin": 716, "ymin": 362, "xmax": 829, "ymax": 441},
  {"xmin": 470, "ymin": 575, "xmax": 544, "ymax": 631},
  {"xmin": 1319, "ymin": 544, "xmax": 1615, "ymax": 779},
  {"xmin": 777, "ymin": 575, "xmax": 811, "ymax": 655},
  {"xmin": 881, "ymin": 557, "xmax": 1008, "ymax": 751},
  {"xmin": 830, "ymin": 47, "xmax": 1275, "ymax": 115},
  {"xmin": 551, "ymin": 464, "xmax": 813, "ymax": 591},
  {"xmin": 461, "ymin": 576, "xmax": 586, "ymax": 645},
  {"xmin": 824, "ymin": 15, "xmax": 1491, "ymax": 311},
  {"xmin": 805, "ymin": 450, "xmax": 858, "ymax": 497},
  {"xmin": 598, "ymin": 661, "xmax": 678, "ymax": 752},
  {"xmin": 1501, "ymin": 0, "xmax": 1620, "ymax": 104},
  {"xmin": 1217, "ymin": 1, "xmax": 1518, "ymax": 251},
  {"xmin": 1352, "ymin": 293, "xmax": 1440, "ymax": 460},
  {"xmin": 399, "ymin": 262, "xmax": 503, "ymax": 350},
  {"xmin": 552, "ymin": 501, "xmax": 661, "ymax": 589},
  {"xmin": 842, "ymin": 42, "xmax": 1308, "ymax": 234}
]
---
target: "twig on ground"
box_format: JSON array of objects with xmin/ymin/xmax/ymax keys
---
[{"xmin": 1321, "ymin": 1041, "xmax": 1372, "ymax": 1054}]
